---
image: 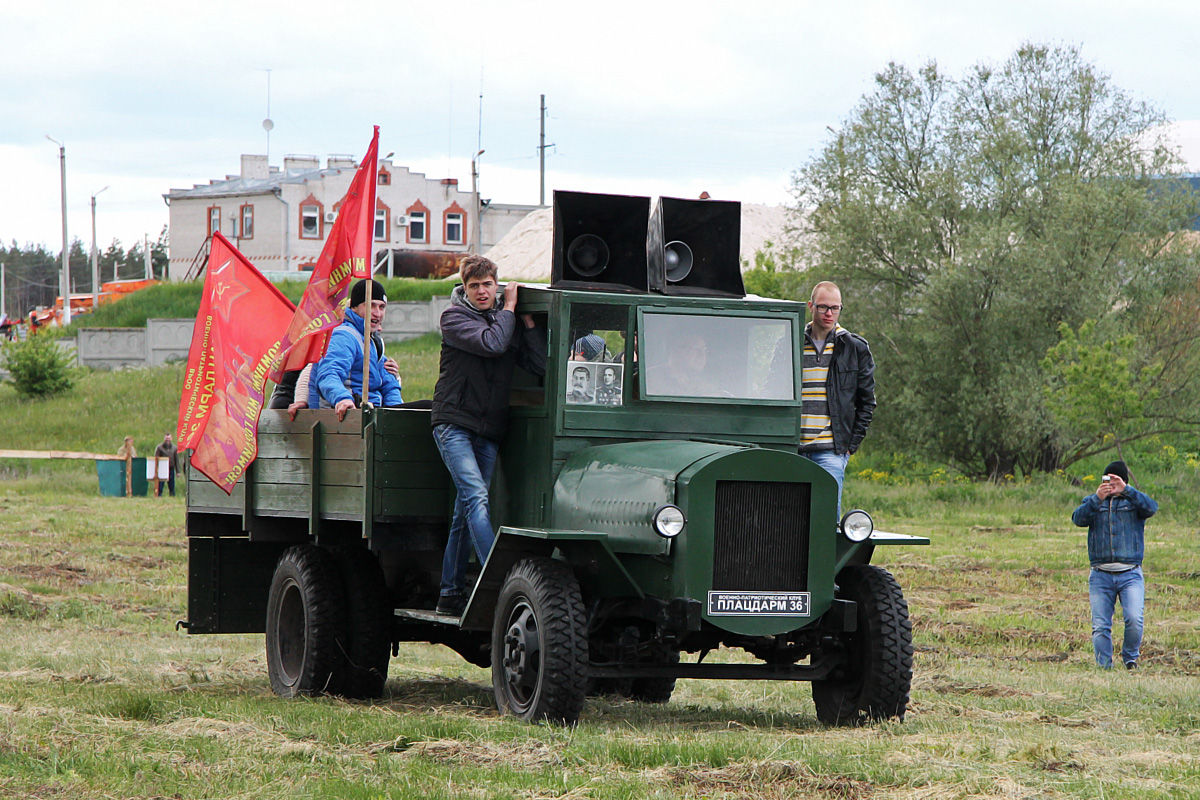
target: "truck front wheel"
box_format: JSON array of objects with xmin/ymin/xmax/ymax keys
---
[
  {"xmin": 811, "ymin": 564, "xmax": 913, "ymax": 726},
  {"xmin": 492, "ymin": 557, "xmax": 587, "ymax": 724},
  {"xmin": 266, "ymin": 545, "xmax": 347, "ymax": 698}
]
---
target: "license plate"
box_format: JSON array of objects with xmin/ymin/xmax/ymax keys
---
[{"xmin": 707, "ymin": 591, "xmax": 811, "ymax": 616}]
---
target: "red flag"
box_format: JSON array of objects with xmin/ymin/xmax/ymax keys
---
[
  {"xmin": 176, "ymin": 232, "xmax": 296, "ymax": 494},
  {"xmin": 268, "ymin": 127, "xmax": 380, "ymax": 380}
]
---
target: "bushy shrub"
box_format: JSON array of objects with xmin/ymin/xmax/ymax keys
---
[{"xmin": 0, "ymin": 335, "xmax": 77, "ymax": 398}]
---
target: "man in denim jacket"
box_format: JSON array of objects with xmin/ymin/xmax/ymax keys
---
[{"xmin": 1071, "ymin": 460, "xmax": 1158, "ymax": 669}]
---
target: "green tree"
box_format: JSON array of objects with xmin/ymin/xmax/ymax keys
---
[
  {"xmin": 793, "ymin": 43, "xmax": 1200, "ymax": 477},
  {"xmin": 0, "ymin": 336, "xmax": 77, "ymax": 398},
  {"xmin": 741, "ymin": 240, "xmax": 809, "ymax": 301},
  {"xmin": 1041, "ymin": 321, "xmax": 1160, "ymax": 467}
]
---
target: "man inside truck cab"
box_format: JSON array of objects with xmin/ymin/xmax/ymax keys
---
[
  {"xmin": 781, "ymin": 280, "xmax": 877, "ymax": 514},
  {"xmin": 431, "ymin": 255, "xmax": 547, "ymax": 617}
]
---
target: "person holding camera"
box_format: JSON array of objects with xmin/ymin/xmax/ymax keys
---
[{"xmin": 1071, "ymin": 460, "xmax": 1158, "ymax": 669}]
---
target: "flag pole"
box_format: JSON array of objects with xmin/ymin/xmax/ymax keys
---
[{"xmin": 361, "ymin": 275, "xmax": 372, "ymax": 408}]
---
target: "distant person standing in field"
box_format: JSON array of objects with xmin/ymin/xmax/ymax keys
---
[
  {"xmin": 1072, "ymin": 460, "xmax": 1158, "ymax": 669},
  {"xmin": 154, "ymin": 433, "xmax": 179, "ymax": 497},
  {"xmin": 117, "ymin": 435, "xmax": 136, "ymax": 459}
]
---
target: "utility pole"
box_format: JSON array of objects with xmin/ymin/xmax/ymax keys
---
[
  {"xmin": 539, "ymin": 95, "xmax": 546, "ymax": 207},
  {"xmin": 471, "ymin": 149, "xmax": 485, "ymax": 253},
  {"xmin": 91, "ymin": 186, "xmax": 109, "ymax": 310},
  {"xmin": 46, "ymin": 135, "xmax": 71, "ymax": 325}
]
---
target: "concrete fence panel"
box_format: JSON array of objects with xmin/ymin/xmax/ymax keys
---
[{"xmin": 75, "ymin": 298, "xmax": 449, "ymax": 370}]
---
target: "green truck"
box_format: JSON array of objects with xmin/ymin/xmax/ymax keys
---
[{"xmin": 183, "ymin": 192, "xmax": 929, "ymax": 726}]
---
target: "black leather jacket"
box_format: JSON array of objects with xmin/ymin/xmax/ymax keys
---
[
  {"xmin": 431, "ymin": 286, "xmax": 547, "ymax": 441},
  {"xmin": 810, "ymin": 325, "xmax": 877, "ymax": 455}
]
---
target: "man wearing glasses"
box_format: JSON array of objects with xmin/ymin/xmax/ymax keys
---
[{"xmin": 795, "ymin": 281, "xmax": 876, "ymax": 514}]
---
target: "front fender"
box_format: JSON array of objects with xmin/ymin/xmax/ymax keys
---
[{"xmin": 459, "ymin": 526, "xmax": 644, "ymax": 631}]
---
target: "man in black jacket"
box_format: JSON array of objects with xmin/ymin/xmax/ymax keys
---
[
  {"xmin": 795, "ymin": 281, "xmax": 876, "ymax": 515},
  {"xmin": 431, "ymin": 255, "xmax": 546, "ymax": 616}
]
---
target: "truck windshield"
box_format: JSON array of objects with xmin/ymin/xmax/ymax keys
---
[{"xmin": 641, "ymin": 312, "xmax": 794, "ymax": 401}]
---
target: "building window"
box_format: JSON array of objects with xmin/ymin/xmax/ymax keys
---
[
  {"xmin": 408, "ymin": 210, "xmax": 427, "ymax": 243},
  {"xmin": 378, "ymin": 168, "xmax": 390, "ymax": 186},
  {"xmin": 301, "ymin": 204, "xmax": 321, "ymax": 239},
  {"xmin": 445, "ymin": 212, "xmax": 464, "ymax": 245},
  {"xmin": 374, "ymin": 208, "xmax": 388, "ymax": 242},
  {"xmin": 240, "ymin": 204, "xmax": 254, "ymax": 239},
  {"xmin": 208, "ymin": 206, "xmax": 221, "ymax": 237}
]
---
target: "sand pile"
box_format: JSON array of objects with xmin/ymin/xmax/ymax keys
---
[{"xmin": 487, "ymin": 203, "xmax": 795, "ymax": 281}]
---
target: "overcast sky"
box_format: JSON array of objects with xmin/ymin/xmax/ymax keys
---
[{"xmin": 4, "ymin": 0, "xmax": 1200, "ymax": 253}]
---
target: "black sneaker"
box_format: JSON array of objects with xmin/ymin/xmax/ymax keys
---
[
  {"xmin": 1125, "ymin": 661, "xmax": 1137, "ymax": 670},
  {"xmin": 436, "ymin": 595, "xmax": 466, "ymax": 616}
]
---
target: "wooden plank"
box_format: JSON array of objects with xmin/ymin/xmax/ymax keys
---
[
  {"xmin": 379, "ymin": 488, "xmax": 454, "ymax": 519},
  {"xmin": 371, "ymin": 408, "xmax": 436, "ymax": 436},
  {"xmin": 374, "ymin": 467, "xmax": 453, "ymax": 490},
  {"xmin": 252, "ymin": 458, "xmax": 364, "ymax": 487},
  {"xmin": 256, "ymin": 483, "xmax": 363, "ymax": 518},
  {"xmin": 309, "ymin": 420, "xmax": 322, "ymax": 538},
  {"xmin": 363, "ymin": 417, "xmax": 375, "ymax": 538},
  {"xmin": 258, "ymin": 408, "xmax": 365, "ymax": 435},
  {"xmin": 256, "ymin": 432, "xmax": 364, "ymax": 461},
  {"xmin": 0, "ymin": 449, "xmax": 124, "ymax": 461},
  {"xmin": 188, "ymin": 478, "xmax": 245, "ymax": 512},
  {"xmin": 375, "ymin": 434, "xmax": 442, "ymax": 463}
]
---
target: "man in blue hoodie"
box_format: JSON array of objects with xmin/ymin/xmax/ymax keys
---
[
  {"xmin": 431, "ymin": 255, "xmax": 546, "ymax": 616},
  {"xmin": 310, "ymin": 278, "xmax": 402, "ymax": 419},
  {"xmin": 1072, "ymin": 460, "xmax": 1158, "ymax": 669}
]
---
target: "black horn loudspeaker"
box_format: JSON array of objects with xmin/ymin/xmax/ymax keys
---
[
  {"xmin": 648, "ymin": 196, "xmax": 744, "ymax": 297},
  {"xmin": 551, "ymin": 190, "xmax": 651, "ymax": 292}
]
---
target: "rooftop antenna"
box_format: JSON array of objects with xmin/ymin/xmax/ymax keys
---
[{"xmin": 262, "ymin": 69, "xmax": 274, "ymax": 162}]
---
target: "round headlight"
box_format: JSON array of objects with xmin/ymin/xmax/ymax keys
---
[
  {"xmin": 652, "ymin": 504, "xmax": 686, "ymax": 538},
  {"xmin": 840, "ymin": 509, "xmax": 874, "ymax": 542}
]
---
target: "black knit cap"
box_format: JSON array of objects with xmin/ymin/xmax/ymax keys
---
[
  {"xmin": 350, "ymin": 279, "xmax": 386, "ymax": 308},
  {"xmin": 1103, "ymin": 460, "xmax": 1129, "ymax": 482}
]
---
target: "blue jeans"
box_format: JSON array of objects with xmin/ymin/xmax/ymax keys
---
[
  {"xmin": 434, "ymin": 424, "xmax": 500, "ymax": 599},
  {"xmin": 1088, "ymin": 566, "xmax": 1144, "ymax": 668},
  {"xmin": 801, "ymin": 451, "xmax": 850, "ymax": 517}
]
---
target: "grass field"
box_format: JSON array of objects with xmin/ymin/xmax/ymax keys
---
[
  {"xmin": 4, "ymin": 334, "xmax": 1200, "ymax": 798},
  {"xmin": 2, "ymin": 471, "xmax": 1199, "ymax": 799}
]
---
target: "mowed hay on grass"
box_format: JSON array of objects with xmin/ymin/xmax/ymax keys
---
[{"xmin": 2, "ymin": 476, "xmax": 1200, "ymax": 798}]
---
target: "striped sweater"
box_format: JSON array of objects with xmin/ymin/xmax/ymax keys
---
[{"xmin": 798, "ymin": 324, "xmax": 844, "ymax": 451}]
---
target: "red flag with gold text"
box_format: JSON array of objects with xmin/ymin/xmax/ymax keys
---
[
  {"xmin": 176, "ymin": 232, "xmax": 296, "ymax": 494},
  {"xmin": 268, "ymin": 126, "xmax": 380, "ymax": 381}
]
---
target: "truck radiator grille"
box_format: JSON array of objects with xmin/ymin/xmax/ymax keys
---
[{"xmin": 712, "ymin": 480, "xmax": 810, "ymax": 591}]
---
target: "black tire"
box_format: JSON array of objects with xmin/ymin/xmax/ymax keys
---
[
  {"xmin": 491, "ymin": 557, "xmax": 587, "ymax": 725},
  {"xmin": 812, "ymin": 564, "xmax": 913, "ymax": 726},
  {"xmin": 332, "ymin": 546, "xmax": 392, "ymax": 700},
  {"xmin": 629, "ymin": 638, "xmax": 679, "ymax": 704},
  {"xmin": 266, "ymin": 545, "xmax": 348, "ymax": 698}
]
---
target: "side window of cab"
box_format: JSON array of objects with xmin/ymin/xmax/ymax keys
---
[
  {"xmin": 510, "ymin": 312, "xmax": 549, "ymax": 407},
  {"xmin": 565, "ymin": 304, "xmax": 628, "ymax": 408}
]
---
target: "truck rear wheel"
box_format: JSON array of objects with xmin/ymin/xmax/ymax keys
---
[
  {"xmin": 266, "ymin": 545, "xmax": 347, "ymax": 698},
  {"xmin": 812, "ymin": 564, "xmax": 913, "ymax": 726},
  {"xmin": 492, "ymin": 557, "xmax": 587, "ymax": 725},
  {"xmin": 332, "ymin": 546, "xmax": 392, "ymax": 700}
]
